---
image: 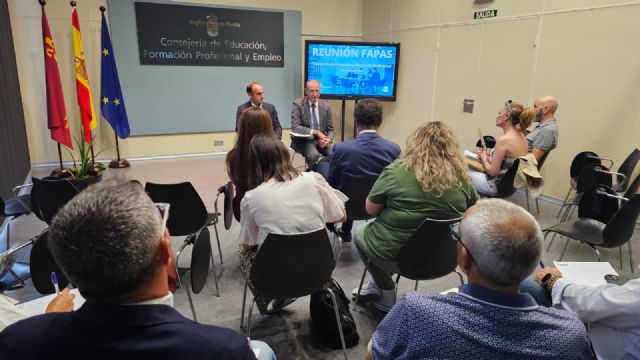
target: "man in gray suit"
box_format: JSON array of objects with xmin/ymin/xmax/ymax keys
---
[
  {"xmin": 236, "ymin": 82, "xmax": 282, "ymax": 139},
  {"xmin": 290, "ymin": 80, "xmax": 334, "ymax": 172}
]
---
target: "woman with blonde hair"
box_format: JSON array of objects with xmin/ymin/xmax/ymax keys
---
[
  {"xmin": 352, "ymin": 121, "xmax": 479, "ymax": 312},
  {"xmin": 226, "ymin": 107, "xmax": 275, "ymax": 221},
  {"xmin": 469, "ymin": 100, "xmax": 535, "ymax": 195}
]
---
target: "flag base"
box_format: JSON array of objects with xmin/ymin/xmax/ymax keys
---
[{"xmin": 109, "ymin": 159, "xmax": 130, "ymax": 168}]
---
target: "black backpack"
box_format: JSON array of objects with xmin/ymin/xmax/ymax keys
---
[{"xmin": 310, "ymin": 278, "xmax": 360, "ymax": 349}]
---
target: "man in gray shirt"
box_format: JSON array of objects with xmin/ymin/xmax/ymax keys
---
[{"xmin": 527, "ymin": 95, "xmax": 559, "ymax": 163}]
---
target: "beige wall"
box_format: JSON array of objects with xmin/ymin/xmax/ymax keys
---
[
  {"xmin": 10, "ymin": 0, "xmax": 640, "ymax": 199},
  {"xmin": 8, "ymin": 0, "xmax": 362, "ymax": 165},
  {"xmin": 364, "ymin": 0, "xmax": 640, "ymax": 199}
]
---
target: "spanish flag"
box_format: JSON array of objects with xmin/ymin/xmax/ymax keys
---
[
  {"xmin": 41, "ymin": 5, "xmax": 72, "ymax": 149},
  {"xmin": 72, "ymin": 6, "xmax": 97, "ymax": 143}
]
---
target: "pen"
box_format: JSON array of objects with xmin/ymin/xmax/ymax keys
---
[
  {"xmin": 51, "ymin": 272, "xmax": 60, "ymax": 295},
  {"xmin": 539, "ymin": 261, "xmax": 545, "ymax": 269}
]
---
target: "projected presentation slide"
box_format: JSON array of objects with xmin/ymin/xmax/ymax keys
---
[{"xmin": 306, "ymin": 41, "xmax": 400, "ymax": 100}]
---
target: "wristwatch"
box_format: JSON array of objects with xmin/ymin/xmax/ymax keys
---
[{"xmin": 540, "ymin": 273, "xmax": 560, "ymax": 292}]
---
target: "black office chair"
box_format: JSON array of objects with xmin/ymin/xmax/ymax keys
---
[
  {"xmin": 30, "ymin": 177, "xmax": 83, "ymax": 225},
  {"xmin": 557, "ymin": 151, "xmax": 603, "ymax": 218},
  {"xmin": 145, "ymin": 182, "xmax": 219, "ymax": 304},
  {"xmin": 29, "ymin": 229, "xmax": 70, "ymax": 294},
  {"xmin": 175, "ymin": 227, "xmax": 212, "ymax": 321},
  {"xmin": 611, "ymin": 148, "xmax": 640, "ymax": 192},
  {"xmin": 479, "ymin": 159, "xmax": 520, "ymax": 199},
  {"xmin": 544, "ymin": 194, "xmax": 640, "ymax": 272},
  {"xmin": 239, "ymin": 229, "xmax": 348, "ymax": 360},
  {"xmin": 342, "ymin": 177, "xmax": 378, "ymax": 221},
  {"xmin": 0, "ymin": 239, "xmax": 33, "ymax": 292},
  {"xmin": 557, "ymin": 163, "xmax": 613, "ymax": 223},
  {"xmin": 206, "ymin": 182, "xmax": 234, "ymax": 264},
  {"xmin": 354, "ymin": 218, "xmax": 464, "ymax": 308},
  {"xmin": 1, "ymin": 185, "xmax": 32, "ymax": 250}
]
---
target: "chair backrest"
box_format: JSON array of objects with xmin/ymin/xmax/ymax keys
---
[
  {"xmin": 475, "ymin": 135, "xmax": 496, "ymax": 149},
  {"xmin": 397, "ymin": 218, "xmax": 461, "ymax": 280},
  {"xmin": 31, "ymin": 177, "xmax": 82, "ymax": 224},
  {"xmin": 616, "ymin": 148, "xmax": 640, "ymax": 192},
  {"xmin": 29, "ymin": 230, "xmax": 70, "ymax": 294},
  {"xmin": 223, "ymin": 181, "xmax": 234, "ymax": 230},
  {"xmin": 623, "ymin": 172, "xmax": 640, "ymax": 199},
  {"xmin": 342, "ymin": 177, "xmax": 378, "ymax": 221},
  {"xmin": 190, "ymin": 228, "xmax": 211, "ymax": 293},
  {"xmin": 537, "ymin": 150, "xmax": 550, "ymax": 170},
  {"xmin": 579, "ymin": 185, "xmax": 619, "ymax": 224},
  {"xmin": 569, "ymin": 151, "xmax": 600, "ymax": 179},
  {"xmin": 602, "ymin": 194, "xmax": 640, "ymax": 248},
  {"xmin": 495, "ymin": 159, "xmax": 520, "ymax": 198},
  {"xmin": 145, "ymin": 182, "xmax": 208, "ymax": 236},
  {"xmin": 250, "ymin": 229, "xmax": 334, "ymax": 299}
]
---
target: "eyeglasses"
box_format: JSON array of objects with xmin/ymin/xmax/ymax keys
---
[
  {"xmin": 505, "ymin": 99, "xmax": 513, "ymax": 114},
  {"xmin": 154, "ymin": 203, "xmax": 170, "ymax": 237},
  {"xmin": 449, "ymin": 222, "xmax": 462, "ymax": 243}
]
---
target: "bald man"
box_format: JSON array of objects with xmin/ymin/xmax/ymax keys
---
[{"xmin": 527, "ymin": 95, "xmax": 559, "ymax": 162}]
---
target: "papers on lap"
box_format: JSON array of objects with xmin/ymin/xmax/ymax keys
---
[
  {"xmin": 464, "ymin": 150, "xmax": 485, "ymax": 172},
  {"xmin": 289, "ymin": 132, "xmax": 312, "ymax": 138},
  {"xmin": 16, "ymin": 288, "xmax": 85, "ymax": 315},
  {"xmin": 553, "ymin": 261, "xmax": 618, "ymax": 286}
]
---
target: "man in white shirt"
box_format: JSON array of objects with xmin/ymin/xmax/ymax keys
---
[{"xmin": 523, "ymin": 267, "xmax": 640, "ymax": 359}]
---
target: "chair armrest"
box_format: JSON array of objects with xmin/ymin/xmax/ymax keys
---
[
  {"xmin": 12, "ymin": 184, "xmax": 32, "ymax": 196},
  {"xmin": 595, "ymin": 189, "xmax": 629, "ymax": 203},
  {"xmin": 586, "ymin": 155, "xmax": 614, "ymax": 169},
  {"xmin": 595, "ymin": 168, "xmax": 627, "ymax": 188}
]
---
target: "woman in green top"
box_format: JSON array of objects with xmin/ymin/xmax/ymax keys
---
[{"xmin": 352, "ymin": 121, "xmax": 479, "ymax": 312}]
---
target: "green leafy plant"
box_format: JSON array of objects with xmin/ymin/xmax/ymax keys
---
[{"xmin": 62, "ymin": 135, "xmax": 106, "ymax": 180}]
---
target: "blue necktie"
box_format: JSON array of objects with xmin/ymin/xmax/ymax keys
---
[{"xmin": 311, "ymin": 103, "xmax": 319, "ymax": 131}]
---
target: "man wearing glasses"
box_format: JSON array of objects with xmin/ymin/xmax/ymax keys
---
[
  {"xmin": 366, "ymin": 199, "xmax": 591, "ymax": 360},
  {"xmin": 527, "ymin": 95, "xmax": 559, "ymax": 162},
  {"xmin": 0, "ymin": 180, "xmax": 275, "ymax": 360}
]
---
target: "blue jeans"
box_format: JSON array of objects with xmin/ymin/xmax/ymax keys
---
[
  {"xmin": 354, "ymin": 222, "xmax": 400, "ymax": 290},
  {"xmin": 520, "ymin": 278, "xmax": 552, "ymax": 307}
]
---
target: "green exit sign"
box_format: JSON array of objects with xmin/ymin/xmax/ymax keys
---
[{"xmin": 474, "ymin": 9, "xmax": 498, "ymax": 19}]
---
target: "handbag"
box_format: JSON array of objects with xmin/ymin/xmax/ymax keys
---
[{"xmin": 310, "ymin": 278, "xmax": 360, "ymax": 349}]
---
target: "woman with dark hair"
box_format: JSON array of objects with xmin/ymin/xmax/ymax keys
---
[
  {"xmin": 237, "ymin": 133, "xmax": 347, "ymax": 314},
  {"xmin": 469, "ymin": 100, "xmax": 534, "ymax": 195},
  {"xmin": 226, "ymin": 107, "xmax": 275, "ymax": 221}
]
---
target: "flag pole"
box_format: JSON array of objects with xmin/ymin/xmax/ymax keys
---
[
  {"xmin": 108, "ymin": 133, "xmax": 130, "ymax": 168},
  {"xmin": 41, "ymin": 0, "xmax": 60, "ymax": 171}
]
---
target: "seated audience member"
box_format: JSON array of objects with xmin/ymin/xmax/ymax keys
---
[
  {"xmin": 290, "ymin": 79, "xmax": 334, "ymax": 174},
  {"xmin": 353, "ymin": 122, "xmax": 479, "ymax": 312},
  {"xmin": 367, "ymin": 199, "xmax": 592, "ymax": 360},
  {"xmin": 1, "ymin": 289, "xmax": 75, "ymax": 331},
  {"xmin": 237, "ymin": 134, "xmax": 347, "ymax": 315},
  {"xmin": 527, "ymin": 95, "xmax": 559, "ymax": 162},
  {"xmin": 326, "ymin": 98, "xmax": 401, "ymax": 242},
  {"xmin": 235, "ymin": 82, "xmax": 282, "ymax": 139},
  {"xmin": 469, "ymin": 100, "xmax": 534, "ymax": 195},
  {"xmin": 227, "ymin": 107, "xmax": 276, "ymax": 221},
  {"xmin": 0, "ymin": 180, "xmax": 275, "ymax": 360},
  {"xmin": 522, "ymin": 267, "xmax": 639, "ymax": 359}
]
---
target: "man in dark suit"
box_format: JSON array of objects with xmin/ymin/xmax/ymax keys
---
[
  {"xmin": 236, "ymin": 82, "xmax": 282, "ymax": 139},
  {"xmin": 0, "ymin": 179, "xmax": 275, "ymax": 360},
  {"xmin": 327, "ymin": 98, "xmax": 400, "ymax": 241},
  {"xmin": 290, "ymin": 79, "xmax": 334, "ymax": 173}
]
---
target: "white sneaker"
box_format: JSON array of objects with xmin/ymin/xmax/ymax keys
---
[
  {"xmin": 372, "ymin": 288, "xmax": 396, "ymax": 313},
  {"xmin": 351, "ymin": 280, "xmax": 382, "ymax": 302}
]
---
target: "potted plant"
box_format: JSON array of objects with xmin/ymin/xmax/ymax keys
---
[{"xmin": 49, "ymin": 136, "xmax": 105, "ymax": 190}]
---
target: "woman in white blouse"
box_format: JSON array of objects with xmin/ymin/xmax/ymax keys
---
[{"xmin": 237, "ymin": 133, "xmax": 347, "ymax": 314}]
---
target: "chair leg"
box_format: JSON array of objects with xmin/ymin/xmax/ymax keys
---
[
  {"xmin": 208, "ymin": 245, "xmax": 220, "ymax": 297},
  {"xmin": 353, "ymin": 263, "xmax": 369, "ymax": 311},
  {"xmin": 184, "ymin": 272, "xmax": 197, "ymax": 322},
  {"xmin": 535, "ymin": 197, "xmax": 540, "ymax": 214},
  {"xmin": 5, "ymin": 217, "xmax": 12, "ymax": 251},
  {"xmin": 560, "ymin": 238, "xmax": 570, "ymax": 261},
  {"xmin": 240, "ymin": 281, "xmax": 249, "ymax": 332},
  {"xmin": 247, "ymin": 298, "xmax": 257, "ymax": 339},
  {"xmin": 620, "ymin": 246, "xmax": 624, "ymax": 270},
  {"xmin": 556, "ymin": 188, "xmax": 573, "ymax": 218},
  {"xmin": 454, "ymin": 270, "xmax": 465, "ymax": 285},
  {"xmin": 212, "ymin": 223, "xmax": 223, "ymax": 264},
  {"xmin": 628, "ymin": 242, "xmax": 635, "ymax": 274},
  {"xmin": 7, "ymin": 268, "xmax": 26, "ymax": 287},
  {"xmin": 326, "ymin": 288, "xmax": 349, "ymax": 360},
  {"xmin": 593, "ymin": 247, "xmax": 601, "ymax": 262},
  {"xmin": 545, "ymin": 232, "xmax": 556, "ymax": 252},
  {"xmin": 525, "ymin": 189, "xmax": 530, "ymax": 212},
  {"xmin": 414, "ymin": 280, "xmax": 418, "ymax": 292}
]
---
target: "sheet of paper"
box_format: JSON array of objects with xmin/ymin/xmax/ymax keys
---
[
  {"xmin": 16, "ymin": 288, "xmax": 85, "ymax": 315},
  {"xmin": 553, "ymin": 261, "xmax": 618, "ymax": 286},
  {"xmin": 464, "ymin": 150, "xmax": 479, "ymax": 160},
  {"xmin": 289, "ymin": 132, "xmax": 312, "ymax": 138}
]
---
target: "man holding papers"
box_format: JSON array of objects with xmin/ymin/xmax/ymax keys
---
[
  {"xmin": 523, "ymin": 266, "xmax": 640, "ymax": 360},
  {"xmin": 0, "ymin": 180, "xmax": 275, "ymax": 360}
]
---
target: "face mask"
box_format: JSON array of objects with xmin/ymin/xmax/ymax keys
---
[{"xmin": 534, "ymin": 109, "xmax": 543, "ymax": 123}]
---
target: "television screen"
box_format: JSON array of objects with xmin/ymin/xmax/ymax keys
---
[{"xmin": 305, "ymin": 41, "xmax": 400, "ymax": 101}]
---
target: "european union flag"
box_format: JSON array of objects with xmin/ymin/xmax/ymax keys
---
[{"xmin": 100, "ymin": 12, "xmax": 130, "ymax": 138}]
